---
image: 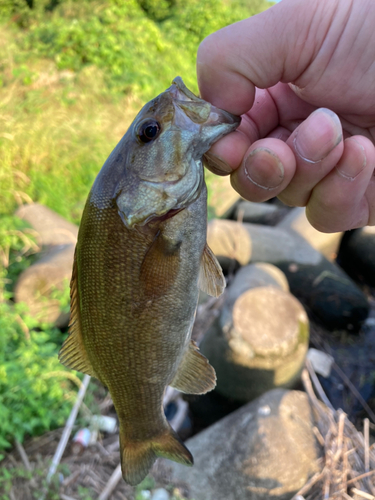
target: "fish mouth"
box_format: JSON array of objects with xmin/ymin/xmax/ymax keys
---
[
  {"xmin": 170, "ymin": 76, "xmax": 240, "ymax": 145},
  {"xmin": 116, "ymin": 78, "xmax": 240, "ymax": 230},
  {"xmin": 171, "ymin": 77, "xmax": 201, "ymax": 102},
  {"xmin": 171, "ymin": 76, "xmax": 240, "ymax": 125}
]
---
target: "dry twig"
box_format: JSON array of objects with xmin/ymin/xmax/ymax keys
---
[
  {"xmin": 98, "ymin": 464, "xmax": 122, "ymax": 500},
  {"xmin": 15, "ymin": 440, "xmax": 32, "ymax": 472},
  {"xmin": 296, "ymin": 367, "xmax": 375, "ymax": 500},
  {"xmin": 39, "ymin": 374, "xmax": 91, "ymax": 500}
]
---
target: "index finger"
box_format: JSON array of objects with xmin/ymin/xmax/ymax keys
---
[
  {"xmin": 196, "ymin": 0, "xmax": 331, "ymax": 114},
  {"xmin": 206, "ymin": 85, "xmax": 316, "ymax": 171}
]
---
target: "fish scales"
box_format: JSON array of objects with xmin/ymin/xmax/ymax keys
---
[
  {"xmin": 59, "ymin": 77, "xmax": 240, "ymax": 485},
  {"xmin": 79, "ymin": 192, "xmax": 206, "ymax": 432}
]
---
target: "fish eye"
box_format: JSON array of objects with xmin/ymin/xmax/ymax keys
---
[{"xmin": 138, "ymin": 120, "xmax": 161, "ymax": 143}]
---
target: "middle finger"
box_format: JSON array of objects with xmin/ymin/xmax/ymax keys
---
[{"xmin": 278, "ymin": 108, "xmax": 344, "ymax": 206}]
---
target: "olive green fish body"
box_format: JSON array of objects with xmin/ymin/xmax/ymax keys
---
[
  {"xmin": 59, "ymin": 77, "xmax": 240, "ymax": 485},
  {"xmin": 78, "ymin": 184, "xmax": 207, "ymax": 429}
]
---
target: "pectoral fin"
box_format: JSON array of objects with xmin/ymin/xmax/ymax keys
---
[
  {"xmin": 140, "ymin": 230, "xmax": 181, "ymax": 300},
  {"xmin": 171, "ymin": 340, "xmax": 216, "ymax": 394},
  {"xmin": 58, "ymin": 250, "xmax": 97, "ymax": 378},
  {"xmin": 199, "ymin": 244, "xmax": 226, "ymax": 297}
]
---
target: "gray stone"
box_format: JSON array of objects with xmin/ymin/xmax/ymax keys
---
[
  {"xmin": 234, "ymin": 200, "xmax": 285, "ymax": 225},
  {"xmin": 168, "ymin": 389, "xmax": 320, "ymax": 500},
  {"xmin": 277, "ymin": 259, "xmax": 369, "ymax": 331},
  {"xmin": 15, "ymin": 203, "xmax": 78, "ymax": 246},
  {"xmin": 338, "ymin": 226, "xmax": 375, "ymax": 286},
  {"xmin": 207, "ymin": 219, "xmax": 253, "ymax": 271},
  {"xmin": 207, "ymin": 220, "xmax": 369, "ymax": 330},
  {"xmin": 226, "ymin": 263, "xmax": 289, "ymax": 308},
  {"xmin": 278, "ymin": 207, "xmax": 343, "ymax": 260},
  {"xmin": 14, "ymin": 203, "xmax": 78, "ymax": 327},
  {"xmin": 200, "ymin": 286, "xmax": 309, "ymax": 402},
  {"xmin": 151, "ymin": 488, "xmax": 169, "ymax": 500},
  {"xmin": 14, "ymin": 244, "xmax": 74, "ymax": 328},
  {"xmin": 207, "ymin": 219, "xmax": 321, "ymax": 269}
]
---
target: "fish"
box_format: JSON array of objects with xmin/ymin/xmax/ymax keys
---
[{"xmin": 59, "ymin": 77, "xmax": 240, "ymax": 485}]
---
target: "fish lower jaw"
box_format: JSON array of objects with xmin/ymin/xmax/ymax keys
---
[
  {"xmin": 118, "ymin": 203, "xmax": 181, "ymax": 229},
  {"xmin": 141, "ymin": 207, "xmax": 184, "ymax": 227}
]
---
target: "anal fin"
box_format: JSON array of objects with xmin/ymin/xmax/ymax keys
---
[
  {"xmin": 58, "ymin": 249, "xmax": 96, "ymax": 378},
  {"xmin": 199, "ymin": 244, "xmax": 226, "ymax": 297},
  {"xmin": 171, "ymin": 340, "xmax": 216, "ymax": 395}
]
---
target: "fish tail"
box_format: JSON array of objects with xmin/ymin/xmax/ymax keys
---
[{"xmin": 120, "ymin": 425, "xmax": 193, "ymax": 485}]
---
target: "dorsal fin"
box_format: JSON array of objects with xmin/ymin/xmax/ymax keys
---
[
  {"xmin": 170, "ymin": 340, "xmax": 216, "ymax": 394},
  {"xmin": 198, "ymin": 244, "xmax": 226, "ymax": 297},
  {"xmin": 58, "ymin": 248, "xmax": 97, "ymax": 378}
]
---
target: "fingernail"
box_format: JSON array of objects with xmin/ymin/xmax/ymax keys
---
[
  {"xmin": 204, "ymin": 152, "xmax": 233, "ymax": 175},
  {"xmin": 294, "ymin": 108, "xmax": 342, "ymax": 163},
  {"xmin": 243, "ymin": 147, "xmax": 284, "ymax": 189},
  {"xmin": 336, "ymin": 138, "xmax": 367, "ymax": 180}
]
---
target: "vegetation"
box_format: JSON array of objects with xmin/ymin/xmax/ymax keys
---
[
  {"xmin": 0, "ymin": 0, "xmax": 271, "ymax": 453},
  {"xmin": 0, "ymin": 464, "xmax": 189, "ymax": 500},
  {"xmin": 0, "ymin": 217, "xmax": 78, "ymax": 456}
]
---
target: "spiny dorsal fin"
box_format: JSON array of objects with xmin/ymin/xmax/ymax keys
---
[
  {"xmin": 170, "ymin": 340, "xmax": 216, "ymax": 395},
  {"xmin": 58, "ymin": 248, "xmax": 97, "ymax": 378},
  {"xmin": 198, "ymin": 244, "xmax": 226, "ymax": 297},
  {"xmin": 139, "ymin": 230, "xmax": 181, "ymax": 300}
]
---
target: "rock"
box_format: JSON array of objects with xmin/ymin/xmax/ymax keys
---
[
  {"xmin": 206, "ymin": 219, "xmax": 253, "ymax": 273},
  {"xmin": 277, "ymin": 260, "xmax": 369, "ymax": 331},
  {"xmin": 168, "ymin": 389, "xmax": 320, "ymax": 500},
  {"xmin": 14, "ymin": 244, "xmax": 74, "ymax": 328},
  {"xmin": 207, "ymin": 220, "xmax": 369, "ymax": 330},
  {"xmin": 234, "ymin": 200, "xmax": 286, "ymax": 225},
  {"xmin": 139, "ymin": 491, "xmax": 151, "ymax": 500},
  {"xmin": 15, "ymin": 203, "xmax": 78, "ymax": 246},
  {"xmin": 307, "ymin": 348, "xmax": 334, "ymax": 378},
  {"xmin": 338, "ymin": 226, "xmax": 375, "ymax": 286},
  {"xmin": 14, "ymin": 203, "xmax": 78, "ymax": 327},
  {"xmin": 315, "ymin": 323, "xmax": 375, "ymax": 420},
  {"xmin": 190, "ymin": 267, "xmax": 290, "ymax": 429},
  {"xmin": 207, "ymin": 219, "xmax": 321, "ymax": 271},
  {"xmin": 151, "ymin": 488, "xmax": 169, "ymax": 500},
  {"xmin": 200, "ymin": 286, "xmax": 309, "ymax": 402},
  {"xmin": 278, "ymin": 207, "xmax": 343, "ymax": 260},
  {"xmin": 186, "ymin": 385, "xmax": 243, "ymax": 431},
  {"xmin": 226, "ymin": 263, "xmax": 289, "ymax": 307}
]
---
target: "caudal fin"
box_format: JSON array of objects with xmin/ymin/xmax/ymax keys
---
[{"xmin": 120, "ymin": 425, "xmax": 193, "ymax": 486}]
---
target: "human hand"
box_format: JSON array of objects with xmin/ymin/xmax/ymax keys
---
[{"xmin": 197, "ymin": 0, "xmax": 375, "ymax": 232}]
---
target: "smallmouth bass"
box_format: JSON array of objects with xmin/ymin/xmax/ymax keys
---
[{"xmin": 59, "ymin": 77, "xmax": 240, "ymax": 485}]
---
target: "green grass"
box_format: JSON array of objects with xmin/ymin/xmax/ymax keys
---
[{"xmin": 0, "ymin": 34, "xmax": 141, "ymax": 223}]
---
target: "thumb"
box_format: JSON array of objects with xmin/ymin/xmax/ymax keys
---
[{"xmin": 197, "ymin": 0, "xmax": 337, "ymax": 115}]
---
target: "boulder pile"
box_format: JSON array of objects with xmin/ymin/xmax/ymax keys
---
[{"xmin": 13, "ymin": 195, "xmax": 375, "ymax": 499}]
